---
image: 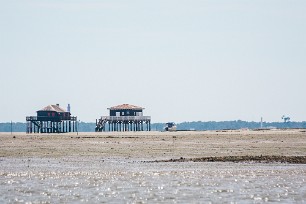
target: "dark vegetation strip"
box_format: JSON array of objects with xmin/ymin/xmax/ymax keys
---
[{"xmin": 148, "ymin": 156, "xmax": 306, "ymax": 164}]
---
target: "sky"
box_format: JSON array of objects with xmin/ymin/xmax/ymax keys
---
[{"xmin": 0, "ymin": 0, "xmax": 306, "ymax": 123}]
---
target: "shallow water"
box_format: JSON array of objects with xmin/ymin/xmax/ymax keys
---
[{"xmin": 1, "ymin": 158, "xmax": 306, "ymax": 203}]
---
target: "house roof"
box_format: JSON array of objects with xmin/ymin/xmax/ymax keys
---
[
  {"xmin": 38, "ymin": 104, "xmax": 66, "ymax": 112},
  {"xmin": 108, "ymin": 104, "xmax": 144, "ymax": 110}
]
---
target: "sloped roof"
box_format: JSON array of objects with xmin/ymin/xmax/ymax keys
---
[
  {"xmin": 108, "ymin": 104, "xmax": 144, "ymax": 110},
  {"xmin": 38, "ymin": 105, "xmax": 66, "ymax": 112}
]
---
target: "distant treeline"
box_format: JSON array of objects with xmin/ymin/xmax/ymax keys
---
[
  {"xmin": 175, "ymin": 120, "xmax": 306, "ymax": 131},
  {"xmin": 1, "ymin": 121, "xmax": 306, "ymax": 132}
]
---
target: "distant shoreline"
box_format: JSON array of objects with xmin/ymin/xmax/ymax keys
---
[{"xmin": 1, "ymin": 121, "xmax": 306, "ymax": 132}]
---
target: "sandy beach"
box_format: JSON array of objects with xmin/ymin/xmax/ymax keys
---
[{"xmin": 1, "ymin": 129, "xmax": 306, "ymax": 162}]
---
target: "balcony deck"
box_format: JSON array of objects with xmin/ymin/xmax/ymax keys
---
[
  {"xmin": 100, "ymin": 116, "xmax": 151, "ymax": 122},
  {"xmin": 26, "ymin": 116, "xmax": 77, "ymax": 121}
]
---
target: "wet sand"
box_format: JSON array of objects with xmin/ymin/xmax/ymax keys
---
[
  {"xmin": 1, "ymin": 129, "xmax": 306, "ymax": 163},
  {"xmin": 2, "ymin": 129, "xmax": 306, "ymax": 203}
]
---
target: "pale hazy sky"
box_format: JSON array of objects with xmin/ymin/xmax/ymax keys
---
[{"xmin": 1, "ymin": 0, "xmax": 305, "ymax": 123}]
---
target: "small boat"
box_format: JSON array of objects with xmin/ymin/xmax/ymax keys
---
[{"xmin": 164, "ymin": 122, "xmax": 177, "ymax": 131}]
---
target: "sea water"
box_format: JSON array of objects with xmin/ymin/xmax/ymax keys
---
[{"xmin": 0, "ymin": 157, "xmax": 305, "ymax": 203}]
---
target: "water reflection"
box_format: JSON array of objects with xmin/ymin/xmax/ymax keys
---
[{"xmin": 0, "ymin": 158, "xmax": 305, "ymax": 203}]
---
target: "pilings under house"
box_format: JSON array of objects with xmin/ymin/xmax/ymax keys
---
[
  {"xmin": 95, "ymin": 104, "xmax": 151, "ymax": 132},
  {"xmin": 26, "ymin": 104, "xmax": 77, "ymax": 133}
]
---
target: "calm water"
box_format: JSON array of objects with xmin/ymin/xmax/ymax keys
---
[{"xmin": 0, "ymin": 157, "xmax": 306, "ymax": 203}]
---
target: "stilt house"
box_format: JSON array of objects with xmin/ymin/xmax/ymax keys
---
[
  {"xmin": 95, "ymin": 104, "xmax": 151, "ymax": 132},
  {"xmin": 26, "ymin": 104, "xmax": 77, "ymax": 133}
]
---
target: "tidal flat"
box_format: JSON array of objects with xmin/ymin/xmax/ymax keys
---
[{"xmin": 1, "ymin": 130, "xmax": 306, "ymax": 203}]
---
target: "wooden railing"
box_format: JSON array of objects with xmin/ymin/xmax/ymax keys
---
[
  {"xmin": 70, "ymin": 116, "xmax": 77, "ymax": 121},
  {"xmin": 101, "ymin": 116, "xmax": 151, "ymax": 121},
  {"xmin": 26, "ymin": 116, "xmax": 37, "ymax": 121},
  {"xmin": 26, "ymin": 116, "xmax": 77, "ymax": 121}
]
